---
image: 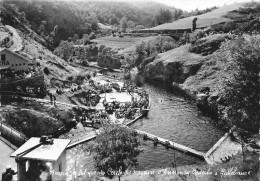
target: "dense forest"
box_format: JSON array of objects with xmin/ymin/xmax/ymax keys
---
[{"xmin": 1, "ymin": 0, "xmax": 217, "ymax": 48}]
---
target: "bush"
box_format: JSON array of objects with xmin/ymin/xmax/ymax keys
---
[
  {"xmin": 67, "ymin": 76, "xmax": 73, "ymax": 81},
  {"xmin": 223, "ymin": 21, "xmax": 237, "ymax": 32},
  {"xmin": 74, "ymin": 73, "xmax": 88, "ymax": 85},
  {"xmin": 43, "ymin": 67, "xmax": 50, "ymax": 75},
  {"xmin": 194, "ymin": 29, "xmax": 206, "ymax": 39},
  {"xmin": 189, "ymin": 34, "xmax": 233, "ymax": 55},
  {"xmin": 123, "ymin": 72, "xmax": 131, "ymax": 80},
  {"xmin": 89, "ymin": 32, "xmax": 96, "ymax": 40},
  {"xmin": 81, "ymin": 60, "xmax": 89, "ymax": 66},
  {"xmin": 162, "ymin": 41, "xmax": 178, "ymax": 52},
  {"xmin": 132, "ymin": 74, "xmax": 144, "ymax": 87}
]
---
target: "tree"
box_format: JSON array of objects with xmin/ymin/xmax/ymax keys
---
[
  {"xmin": 109, "ymin": 16, "xmax": 119, "ymax": 25},
  {"xmin": 127, "ymin": 21, "xmax": 135, "ymax": 29},
  {"xmin": 174, "ymin": 9, "xmax": 183, "ymax": 20},
  {"xmin": 155, "ymin": 9, "xmax": 173, "ymax": 25},
  {"xmin": 224, "ymin": 37, "xmax": 260, "ymax": 134},
  {"xmin": 120, "ymin": 16, "xmax": 127, "ymax": 32},
  {"xmin": 135, "ymin": 41, "xmax": 146, "ymax": 68},
  {"xmin": 89, "ymin": 32, "xmax": 96, "ymax": 40},
  {"xmin": 72, "ymin": 33, "xmax": 79, "ymax": 43},
  {"xmin": 93, "ymin": 124, "xmax": 142, "ymax": 180},
  {"xmin": 82, "ymin": 34, "xmax": 90, "ymax": 45},
  {"xmin": 19, "ymin": 11, "xmax": 26, "ymax": 23}
]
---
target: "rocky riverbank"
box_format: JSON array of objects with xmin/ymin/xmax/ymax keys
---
[{"xmin": 142, "ymin": 34, "xmax": 240, "ymax": 129}]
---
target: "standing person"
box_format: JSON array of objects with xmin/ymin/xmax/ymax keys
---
[
  {"xmin": 53, "ymin": 94, "xmax": 56, "ymax": 106},
  {"xmin": 49, "ymin": 93, "xmax": 53, "ymax": 105},
  {"xmin": 2, "ymin": 165, "xmax": 17, "ymax": 181}
]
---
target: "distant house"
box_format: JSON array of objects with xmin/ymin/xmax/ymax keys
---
[
  {"xmin": 98, "ymin": 23, "xmax": 113, "ymax": 30},
  {"xmin": 0, "ymin": 48, "xmax": 29, "ymax": 71}
]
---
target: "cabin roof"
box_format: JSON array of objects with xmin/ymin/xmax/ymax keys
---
[{"xmin": 10, "ymin": 137, "xmax": 70, "ymax": 161}]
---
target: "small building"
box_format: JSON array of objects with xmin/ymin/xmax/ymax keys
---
[
  {"xmin": 11, "ymin": 137, "xmax": 70, "ymax": 181},
  {"xmin": 0, "ymin": 48, "xmax": 29, "ymax": 71}
]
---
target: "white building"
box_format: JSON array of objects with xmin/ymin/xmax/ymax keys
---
[
  {"xmin": 11, "ymin": 137, "xmax": 70, "ymax": 181},
  {"xmin": 0, "ymin": 48, "xmax": 29, "ymax": 71}
]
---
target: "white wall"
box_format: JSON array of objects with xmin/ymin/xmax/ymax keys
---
[
  {"xmin": 0, "ymin": 49, "xmax": 28, "ymax": 71},
  {"xmin": 52, "ymin": 150, "xmax": 67, "ymax": 181}
]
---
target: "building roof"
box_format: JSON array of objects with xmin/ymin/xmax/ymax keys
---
[
  {"xmin": 0, "ymin": 48, "xmax": 31, "ymax": 63},
  {"xmin": 98, "ymin": 23, "xmax": 113, "ymax": 30},
  {"xmin": 10, "ymin": 137, "xmax": 70, "ymax": 161}
]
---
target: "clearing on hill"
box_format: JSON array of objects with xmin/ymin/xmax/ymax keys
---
[{"xmin": 144, "ymin": 3, "xmax": 246, "ymax": 31}]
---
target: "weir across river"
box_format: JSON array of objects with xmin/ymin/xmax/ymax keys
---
[
  {"xmin": 135, "ymin": 129, "xmax": 205, "ymax": 159},
  {"xmin": 66, "ymin": 126, "xmax": 206, "ymax": 160}
]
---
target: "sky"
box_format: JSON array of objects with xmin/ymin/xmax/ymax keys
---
[
  {"xmin": 153, "ymin": 0, "xmax": 255, "ymax": 11},
  {"xmin": 68, "ymin": 0, "xmax": 258, "ymax": 11}
]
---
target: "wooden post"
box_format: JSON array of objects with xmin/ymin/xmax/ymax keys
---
[
  {"xmin": 242, "ymin": 141, "xmax": 245, "ymax": 162},
  {"xmin": 174, "ymin": 150, "xmax": 177, "ymax": 173}
]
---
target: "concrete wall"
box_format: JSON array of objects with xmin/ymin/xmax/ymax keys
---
[
  {"xmin": 0, "ymin": 121, "xmax": 28, "ymax": 147},
  {"xmin": 52, "ymin": 150, "xmax": 67, "ymax": 181},
  {"xmin": 0, "ymin": 49, "xmax": 28, "ymax": 71}
]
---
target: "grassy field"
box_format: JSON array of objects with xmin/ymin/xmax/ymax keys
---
[
  {"xmin": 147, "ymin": 3, "xmax": 246, "ymax": 31},
  {"xmin": 92, "ymin": 36, "xmax": 175, "ymax": 55},
  {"xmin": 92, "ymin": 36, "xmax": 155, "ymax": 52}
]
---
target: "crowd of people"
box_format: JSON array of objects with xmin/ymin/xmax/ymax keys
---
[
  {"xmin": 84, "ymin": 89, "xmax": 101, "ymax": 107},
  {"xmin": 102, "ymin": 81, "xmax": 149, "ymax": 120},
  {"xmin": 69, "ymin": 79, "xmax": 150, "ymax": 128},
  {"xmin": 0, "ymin": 66, "xmax": 42, "ymax": 83},
  {"xmin": 74, "ymin": 109, "xmax": 110, "ymax": 128},
  {"xmin": 93, "ymin": 83, "xmax": 113, "ymax": 93}
]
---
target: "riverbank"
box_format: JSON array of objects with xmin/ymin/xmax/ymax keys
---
[{"xmin": 1, "ymin": 69, "xmax": 254, "ymax": 181}]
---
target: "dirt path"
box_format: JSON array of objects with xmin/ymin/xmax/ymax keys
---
[{"xmin": 5, "ymin": 25, "xmax": 23, "ymax": 52}]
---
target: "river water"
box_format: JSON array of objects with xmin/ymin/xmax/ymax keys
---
[
  {"xmin": 67, "ymin": 80, "xmax": 223, "ymax": 172},
  {"xmin": 132, "ymin": 82, "xmax": 223, "ymax": 170}
]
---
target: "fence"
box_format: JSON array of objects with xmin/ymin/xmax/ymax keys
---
[
  {"xmin": 0, "ymin": 72, "xmax": 44, "ymax": 84},
  {"xmin": 0, "ymin": 121, "xmax": 28, "ymax": 147}
]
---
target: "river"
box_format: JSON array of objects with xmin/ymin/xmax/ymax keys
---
[
  {"xmin": 132, "ymin": 82, "xmax": 223, "ymax": 170},
  {"xmin": 67, "ymin": 80, "xmax": 223, "ymax": 172}
]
